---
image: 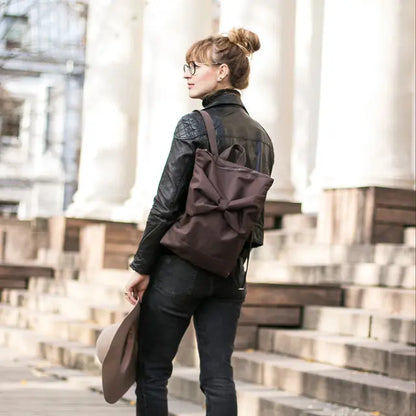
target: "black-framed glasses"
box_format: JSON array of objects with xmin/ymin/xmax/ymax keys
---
[{"xmin": 183, "ymin": 61, "xmax": 222, "ymax": 75}]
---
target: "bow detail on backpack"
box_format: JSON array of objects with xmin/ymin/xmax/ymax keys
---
[
  {"xmin": 185, "ymin": 149, "xmax": 262, "ymax": 234},
  {"xmin": 186, "ymin": 162, "xmax": 259, "ymax": 234}
]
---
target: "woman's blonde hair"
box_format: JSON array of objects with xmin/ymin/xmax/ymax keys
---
[{"xmin": 185, "ymin": 28, "xmax": 260, "ymax": 90}]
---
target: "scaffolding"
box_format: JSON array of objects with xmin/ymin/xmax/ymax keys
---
[{"xmin": 0, "ymin": 0, "xmax": 86, "ymax": 138}]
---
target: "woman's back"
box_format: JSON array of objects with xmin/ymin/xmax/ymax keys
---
[{"xmin": 125, "ymin": 27, "xmax": 275, "ymax": 416}]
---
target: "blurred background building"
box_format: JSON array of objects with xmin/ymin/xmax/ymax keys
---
[
  {"xmin": 0, "ymin": 0, "xmax": 415, "ymax": 230},
  {"xmin": 0, "ymin": 0, "xmax": 86, "ymax": 217}
]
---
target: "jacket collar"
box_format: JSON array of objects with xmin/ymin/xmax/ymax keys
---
[{"xmin": 202, "ymin": 89, "xmax": 247, "ymax": 112}]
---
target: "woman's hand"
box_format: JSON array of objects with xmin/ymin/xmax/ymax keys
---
[{"xmin": 124, "ymin": 269, "xmax": 150, "ymax": 305}]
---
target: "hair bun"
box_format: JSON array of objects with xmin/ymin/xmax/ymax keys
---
[{"xmin": 227, "ymin": 28, "xmax": 261, "ymax": 56}]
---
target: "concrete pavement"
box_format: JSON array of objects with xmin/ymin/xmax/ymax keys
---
[
  {"xmin": 0, "ymin": 345, "xmax": 133, "ymax": 416},
  {"xmin": 0, "ymin": 345, "xmax": 205, "ymax": 416}
]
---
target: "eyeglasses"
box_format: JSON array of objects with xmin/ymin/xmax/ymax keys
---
[{"xmin": 183, "ymin": 61, "xmax": 222, "ymax": 75}]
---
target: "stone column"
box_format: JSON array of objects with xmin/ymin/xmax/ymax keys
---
[
  {"xmin": 66, "ymin": 0, "xmax": 143, "ymax": 219},
  {"xmin": 304, "ymin": 0, "xmax": 415, "ymax": 212},
  {"xmin": 118, "ymin": 0, "xmax": 214, "ymax": 224},
  {"xmin": 33, "ymin": 75, "xmax": 66, "ymax": 217},
  {"xmin": 219, "ymin": 0, "xmax": 297, "ymax": 201},
  {"xmin": 62, "ymin": 74, "xmax": 83, "ymax": 210},
  {"xmin": 291, "ymin": 0, "xmax": 324, "ymax": 202}
]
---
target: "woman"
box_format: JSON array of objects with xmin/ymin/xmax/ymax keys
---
[{"xmin": 125, "ymin": 28, "xmax": 274, "ymax": 416}]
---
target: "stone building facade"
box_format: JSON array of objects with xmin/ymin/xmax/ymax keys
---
[
  {"xmin": 0, "ymin": 0, "xmax": 86, "ymax": 217},
  {"xmin": 68, "ymin": 0, "xmax": 415, "ymax": 227},
  {"xmin": 2, "ymin": 0, "xmax": 415, "ymax": 226}
]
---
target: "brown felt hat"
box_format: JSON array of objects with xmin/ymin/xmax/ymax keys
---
[{"xmin": 95, "ymin": 301, "xmax": 140, "ymax": 404}]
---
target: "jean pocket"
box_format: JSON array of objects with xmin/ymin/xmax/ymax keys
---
[{"xmin": 152, "ymin": 254, "xmax": 198, "ymax": 296}]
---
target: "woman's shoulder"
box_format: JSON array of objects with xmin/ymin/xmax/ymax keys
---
[
  {"xmin": 174, "ymin": 111, "xmax": 206, "ymax": 141},
  {"xmin": 242, "ymin": 113, "xmax": 273, "ymax": 145}
]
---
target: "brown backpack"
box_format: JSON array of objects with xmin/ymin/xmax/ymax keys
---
[{"xmin": 161, "ymin": 110, "xmax": 274, "ymax": 278}]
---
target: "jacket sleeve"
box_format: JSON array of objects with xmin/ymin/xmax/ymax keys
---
[{"xmin": 129, "ymin": 115, "xmax": 198, "ymax": 275}]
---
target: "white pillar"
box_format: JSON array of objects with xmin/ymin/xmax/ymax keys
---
[
  {"xmin": 67, "ymin": 0, "xmax": 143, "ymax": 219},
  {"xmin": 304, "ymin": 0, "xmax": 415, "ymax": 212},
  {"xmin": 219, "ymin": 0, "xmax": 297, "ymax": 201},
  {"xmin": 118, "ymin": 0, "xmax": 215, "ymax": 224},
  {"xmin": 291, "ymin": 0, "xmax": 324, "ymax": 202},
  {"xmin": 62, "ymin": 75, "xmax": 83, "ymax": 209}
]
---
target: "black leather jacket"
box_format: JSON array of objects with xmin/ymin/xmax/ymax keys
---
[{"xmin": 130, "ymin": 89, "xmax": 274, "ymax": 275}]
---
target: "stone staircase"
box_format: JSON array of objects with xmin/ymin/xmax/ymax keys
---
[{"xmin": 0, "ymin": 217, "xmax": 414, "ymax": 416}]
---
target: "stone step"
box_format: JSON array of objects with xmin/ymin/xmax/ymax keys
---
[
  {"xmin": 303, "ymin": 305, "xmax": 416, "ymax": 345},
  {"xmin": 404, "ymin": 227, "xmax": 416, "ymax": 247},
  {"xmin": 2, "ymin": 330, "xmax": 376, "ymax": 416},
  {"xmin": 0, "ymin": 325, "xmax": 98, "ymax": 372},
  {"xmin": 258, "ymin": 328, "xmax": 415, "ymax": 381},
  {"xmin": 88, "ymin": 304, "xmax": 132, "ymax": 326},
  {"xmin": 281, "ymin": 214, "xmax": 317, "ymax": 231},
  {"xmin": 344, "ymin": 285, "xmax": 416, "ymax": 315},
  {"xmin": 248, "ymin": 261, "xmax": 415, "ymax": 288},
  {"xmin": 91, "ymin": 378, "xmax": 205, "ymax": 415},
  {"xmin": 1, "ymin": 322, "xmax": 410, "ymax": 415},
  {"xmin": 0, "ymin": 288, "xmax": 27, "ymax": 306},
  {"xmin": 7, "ymin": 280, "xmax": 342, "ymax": 322},
  {"xmin": 248, "ymin": 262, "xmax": 340, "ymax": 284},
  {"xmin": 0, "ymin": 300, "xmax": 259, "ymax": 356},
  {"xmin": 27, "ymin": 277, "xmax": 126, "ymax": 305},
  {"xmin": 169, "ymin": 365, "xmax": 377, "ymax": 416},
  {"xmin": 256, "ymin": 229, "xmax": 317, "ymax": 252},
  {"xmin": 0, "ymin": 304, "xmax": 103, "ymax": 347},
  {"xmin": 36, "ymin": 248, "xmax": 80, "ymax": 269},
  {"xmin": 2, "ymin": 289, "xmax": 91, "ymax": 319},
  {"xmin": 2, "ymin": 288, "xmax": 132, "ymax": 323},
  {"xmin": 178, "ymin": 324, "xmax": 416, "ymax": 381},
  {"xmin": 254, "ymin": 242, "xmax": 416, "ymax": 266},
  {"xmin": 230, "ymin": 351, "xmax": 415, "ymax": 416},
  {"xmin": 344, "ymin": 263, "xmax": 415, "ymax": 288},
  {"xmin": 78, "ymin": 268, "xmax": 132, "ymax": 285},
  {"xmin": 0, "ymin": 262, "xmax": 54, "ymax": 279},
  {"xmin": 0, "ymin": 323, "xmax": 376, "ymax": 415},
  {"xmin": 374, "ymin": 243, "xmax": 416, "ymax": 265},
  {"xmin": 371, "ymin": 313, "xmax": 416, "ymax": 345},
  {"xmin": 0, "ymin": 263, "xmax": 54, "ymax": 292},
  {"xmin": 252, "ymin": 243, "xmax": 375, "ymax": 263}
]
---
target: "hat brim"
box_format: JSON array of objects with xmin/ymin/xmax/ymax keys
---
[{"xmin": 96, "ymin": 300, "xmax": 141, "ymax": 404}]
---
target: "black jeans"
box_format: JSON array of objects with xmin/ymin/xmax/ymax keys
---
[{"xmin": 135, "ymin": 253, "xmax": 246, "ymax": 416}]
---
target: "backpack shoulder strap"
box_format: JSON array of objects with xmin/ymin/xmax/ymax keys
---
[{"xmin": 197, "ymin": 110, "xmax": 218, "ymax": 156}]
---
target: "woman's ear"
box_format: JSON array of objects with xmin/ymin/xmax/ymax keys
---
[{"xmin": 217, "ymin": 63, "xmax": 229, "ymax": 81}]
